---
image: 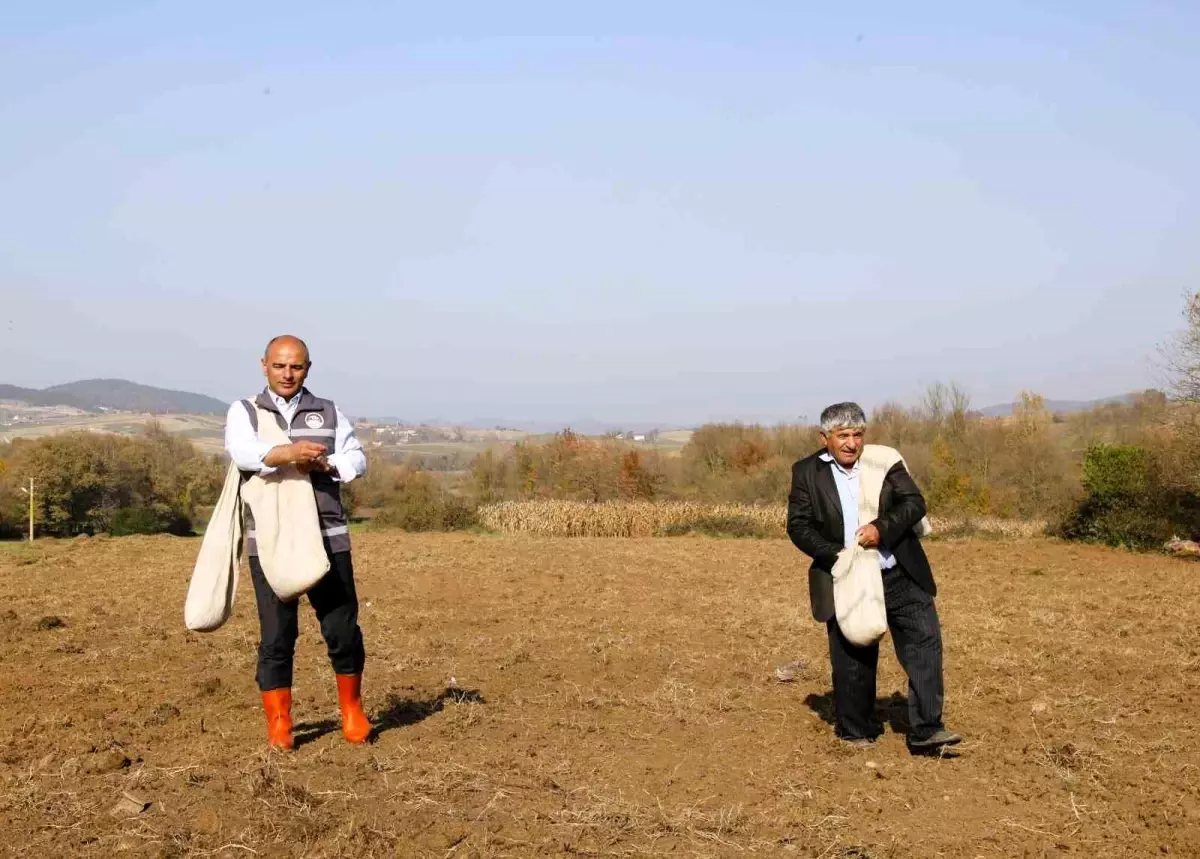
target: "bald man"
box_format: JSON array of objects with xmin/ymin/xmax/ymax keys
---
[{"xmin": 224, "ymin": 335, "xmax": 370, "ymax": 749}]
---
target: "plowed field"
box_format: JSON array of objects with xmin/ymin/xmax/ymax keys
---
[{"xmin": 1, "ymin": 533, "xmax": 1196, "ymax": 857}]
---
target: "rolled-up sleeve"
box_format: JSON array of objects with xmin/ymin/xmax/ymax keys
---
[
  {"xmin": 224, "ymin": 401, "xmax": 278, "ymax": 475},
  {"xmin": 327, "ymin": 406, "xmax": 367, "ymax": 483}
]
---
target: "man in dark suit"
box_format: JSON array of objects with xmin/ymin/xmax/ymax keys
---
[{"xmin": 787, "ymin": 402, "xmax": 961, "ymax": 752}]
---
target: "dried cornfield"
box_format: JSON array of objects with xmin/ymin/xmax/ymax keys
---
[{"xmin": 476, "ymin": 500, "xmax": 1046, "ymax": 539}]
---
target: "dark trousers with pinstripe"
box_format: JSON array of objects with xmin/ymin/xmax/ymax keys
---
[
  {"xmin": 826, "ymin": 563, "xmax": 945, "ymax": 742},
  {"xmin": 249, "ymin": 552, "xmax": 366, "ymax": 692}
]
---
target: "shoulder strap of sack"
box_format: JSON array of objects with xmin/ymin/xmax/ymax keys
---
[
  {"xmin": 251, "ymin": 401, "xmax": 292, "ymax": 446},
  {"xmin": 240, "ymin": 398, "xmax": 258, "ymax": 431}
]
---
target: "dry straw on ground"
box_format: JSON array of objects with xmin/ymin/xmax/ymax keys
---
[{"xmin": 477, "ymin": 499, "xmax": 1046, "ymax": 539}]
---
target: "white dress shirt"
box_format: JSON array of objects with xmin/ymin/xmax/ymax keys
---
[{"xmin": 224, "ymin": 389, "xmax": 367, "ymax": 484}]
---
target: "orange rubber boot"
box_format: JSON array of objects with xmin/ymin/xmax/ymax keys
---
[
  {"xmin": 262, "ymin": 688, "xmax": 294, "ymax": 750},
  {"xmin": 335, "ymin": 674, "xmax": 371, "ymax": 744}
]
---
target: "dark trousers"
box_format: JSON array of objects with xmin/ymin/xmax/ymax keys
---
[
  {"xmin": 249, "ymin": 551, "xmax": 366, "ymax": 692},
  {"xmin": 826, "ymin": 565, "xmax": 945, "ymax": 742}
]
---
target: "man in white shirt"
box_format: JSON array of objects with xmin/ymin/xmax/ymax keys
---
[{"xmin": 224, "ymin": 334, "xmax": 370, "ymax": 749}]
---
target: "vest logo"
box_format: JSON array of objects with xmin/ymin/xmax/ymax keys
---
[{"xmin": 304, "ymin": 412, "xmax": 325, "ymax": 429}]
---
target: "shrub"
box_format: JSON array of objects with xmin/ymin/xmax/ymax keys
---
[
  {"xmin": 470, "ymin": 431, "xmax": 672, "ymax": 503},
  {"xmin": 109, "ymin": 506, "xmax": 193, "ymax": 537},
  {"xmin": 1056, "ymin": 444, "xmax": 1200, "ymax": 549},
  {"xmin": 369, "ymin": 469, "xmax": 478, "ymax": 532},
  {"xmin": 1081, "ymin": 444, "xmax": 1153, "ymax": 500}
]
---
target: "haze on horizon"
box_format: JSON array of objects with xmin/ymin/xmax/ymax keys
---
[{"xmin": 2, "ymin": 2, "xmax": 1197, "ymax": 426}]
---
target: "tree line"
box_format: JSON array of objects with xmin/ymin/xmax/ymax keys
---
[
  {"xmin": 0, "ymin": 424, "xmax": 224, "ymax": 539},
  {"xmin": 348, "ymin": 385, "xmax": 1200, "ymax": 547},
  {"xmin": 3, "ymin": 387, "xmax": 1194, "ymax": 549}
]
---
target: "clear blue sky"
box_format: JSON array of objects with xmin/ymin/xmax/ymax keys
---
[{"xmin": 2, "ymin": 2, "xmax": 1197, "ymax": 426}]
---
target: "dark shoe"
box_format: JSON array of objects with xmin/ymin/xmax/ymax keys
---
[
  {"xmin": 840, "ymin": 736, "xmax": 875, "ymax": 749},
  {"xmin": 908, "ymin": 729, "xmax": 962, "ymax": 751}
]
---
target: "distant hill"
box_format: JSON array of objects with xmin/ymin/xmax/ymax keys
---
[
  {"xmin": 0, "ymin": 379, "xmax": 227, "ymax": 415},
  {"xmin": 977, "ymin": 393, "xmax": 1140, "ymax": 418}
]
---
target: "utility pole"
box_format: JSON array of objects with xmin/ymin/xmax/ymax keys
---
[{"xmin": 19, "ymin": 478, "xmax": 33, "ymax": 541}]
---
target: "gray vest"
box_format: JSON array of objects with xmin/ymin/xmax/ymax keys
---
[{"xmin": 240, "ymin": 388, "xmax": 351, "ymax": 556}]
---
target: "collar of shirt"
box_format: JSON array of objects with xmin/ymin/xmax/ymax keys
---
[
  {"xmin": 270, "ymin": 388, "xmax": 305, "ymax": 424},
  {"xmin": 818, "ymin": 451, "xmax": 860, "ymax": 477},
  {"xmin": 270, "ymin": 389, "xmax": 304, "ymax": 410}
]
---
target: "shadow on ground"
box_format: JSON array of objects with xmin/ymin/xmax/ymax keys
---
[
  {"xmin": 804, "ymin": 689, "xmax": 909, "ymax": 734},
  {"xmin": 291, "ymin": 686, "xmax": 486, "ymax": 747},
  {"xmin": 373, "ymin": 686, "xmax": 486, "ymax": 736},
  {"xmin": 804, "ymin": 690, "xmax": 960, "ymax": 757}
]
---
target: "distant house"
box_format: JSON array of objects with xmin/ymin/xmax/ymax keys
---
[{"xmin": 633, "ymin": 434, "xmax": 646, "ymax": 442}]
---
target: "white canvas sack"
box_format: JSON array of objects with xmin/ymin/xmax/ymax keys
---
[
  {"xmin": 184, "ymin": 461, "xmax": 243, "ymax": 632},
  {"xmin": 831, "ymin": 444, "xmax": 932, "ymax": 646},
  {"xmin": 238, "ymin": 402, "xmax": 330, "ymax": 601},
  {"xmin": 832, "ymin": 545, "xmax": 888, "ymax": 646},
  {"xmin": 858, "ymin": 445, "xmax": 932, "ymax": 539}
]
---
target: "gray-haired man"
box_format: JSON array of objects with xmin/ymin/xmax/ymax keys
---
[{"xmin": 786, "ymin": 402, "xmax": 961, "ymax": 752}]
